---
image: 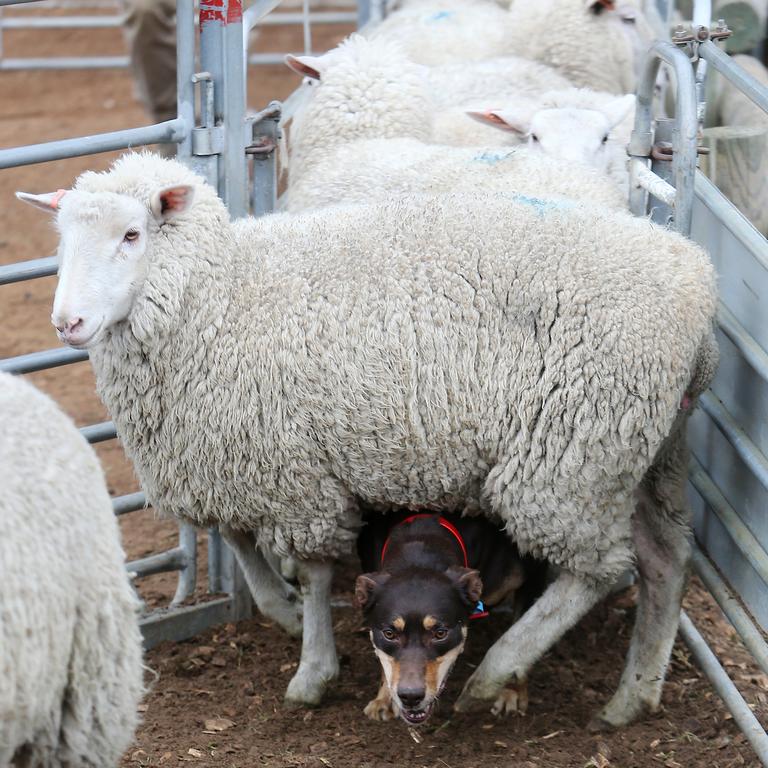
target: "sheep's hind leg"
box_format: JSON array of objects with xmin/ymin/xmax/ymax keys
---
[
  {"xmin": 219, "ymin": 526, "xmax": 303, "ymax": 638},
  {"xmin": 454, "ymin": 570, "xmax": 608, "ymax": 714},
  {"xmin": 285, "ymin": 559, "xmax": 339, "ymax": 707},
  {"xmin": 591, "ymin": 427, "xmax": 691, "ymax": 730}
]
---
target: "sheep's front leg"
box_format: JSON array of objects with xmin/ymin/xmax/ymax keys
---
[
  {"xmin": 455, "ymin": 570, "xmax": 608, "ymax": 714},
  {"xmin": 284, "ymin": 559, "xmax": 339, "ymax": 707},
  {"xmin": 219, "ymin": 526, "xmax": 303, "ymax": 638}
]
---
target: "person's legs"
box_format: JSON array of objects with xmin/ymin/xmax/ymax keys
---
[{"xmin": 121, "ymin": 0, "xmax": 178, "ymax": 124}]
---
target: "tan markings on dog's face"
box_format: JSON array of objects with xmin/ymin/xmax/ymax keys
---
[
  {"xmin": 393, "ymin": 616, "xmax": 405, "ymax": 631},
  {"xmin": 374, "ymin": 648, "xmax": 400, "ymax": 691},
  {"xmin": 423, "ymin": 615, "xmax": 438, "ymax": 630}
]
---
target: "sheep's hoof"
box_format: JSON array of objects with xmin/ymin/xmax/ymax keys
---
[
  {"xmin": 284, "ymin": 663, "xmax": 338, "ymax": 708},
  {"xmin": 363, "ymin": 696, "xmax": 399, "ymax": 721},
  {"xmin": 490, "ymin": 679, "xmax": 528, "ymax": 717},
  {"xmin": 264, "ymin": 603, "xmax": 303, "ymax": 639},
  {"xmin": 453, "ymin": 681, "xmax": 498, "ymax": 714},
  {"xmin": 589, "ymin": 695, "xmax": 658, "ymax": 732}
]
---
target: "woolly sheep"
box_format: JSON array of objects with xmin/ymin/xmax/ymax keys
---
[
  {"xmin": 284, "ymin": 37, "xmax": 626, "ymax": 211},
  {"xmin": 0, "ymin": 371, "xmax": 143, "ymax": 767},
  {"xmin": 368, "ymin": 0, "xmax": 652, "ymax": 93},
  {"xmin": 19, "ymin": 151, "xmax": 718, "ymax": 730},
  {"xmin": 466, "ymin": 90, "xmax": 636, "ymax": 195}
]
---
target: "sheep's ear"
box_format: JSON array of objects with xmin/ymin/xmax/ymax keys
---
[
  {"xmin": 446, "ymin": 566, "xmax": 483, "ymax": 606},
  {"xmin": 354, "ymin": 572, "xmax": 391, "ymax": 611},
  {"xmin": 467, "ymin": 109, "xmax": 530, "ymax": 136},
  {"xmin": 603, "ymin": 94, "xmax": 635, "ymax": 129},
  {"xmin": 150, "ymin": 184, "xmax": 194, "ymax": 223},
  {"xmin": 585, "ymin": 0, "xmax": 615, "ymax": 11},
  {"xmin": 15, "ymin": 189, "xmax": 68, "ymax": 212},
  {"xmin": 284, "ymin": 54, "xmax": 323, "ymax": 80}
]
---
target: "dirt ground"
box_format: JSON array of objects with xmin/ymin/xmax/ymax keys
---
[{"xmin": 0, "ymin": 8, "xmax": 766, "ymax": 768}]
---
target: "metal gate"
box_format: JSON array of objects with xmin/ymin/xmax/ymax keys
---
[
  {"xmin": 629, "ymin": 5, "xmax": 768, "ymax": 760},
  {"xmin": 0, "ymin": 0, "xmax": 360, "ymax": 646}
]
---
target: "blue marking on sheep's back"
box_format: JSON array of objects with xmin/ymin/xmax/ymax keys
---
[
  {"xmin": 511, "ymin": 193, "xmax": 575, "ymax": 216},
  {"xmin": 471, "ymin": 149, "xmax": 514, "ymax": 165},
  {"xmin": 427, "ymin": 10, "xmax": 454, "ymax": 21}
]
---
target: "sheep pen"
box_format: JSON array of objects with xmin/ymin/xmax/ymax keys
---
[{"xmin": 0, "ymin": 11, "xmax": 766, "ymax": 768}]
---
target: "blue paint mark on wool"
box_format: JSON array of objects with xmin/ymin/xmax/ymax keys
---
[
  {"xmin": 471, "ymin": 149, "xmax": 514, "ymax": 165},
  {"xmin": 427, "ymin": 10, "xmax": 454, "ymax": 21},
  {"xmin": 511, "ymin": 193, "xmax": 574, "ymax": 216}
]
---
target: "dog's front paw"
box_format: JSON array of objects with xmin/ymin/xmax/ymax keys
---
[
  {"xmin": 490, "ymin": 677, "xmax": 528, "ymax": 717},
  {"xmin": 364, "ymin": 695, "xmax": 399, "ymax": 721}
]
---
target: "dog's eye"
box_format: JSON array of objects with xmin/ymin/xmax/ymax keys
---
[
  {"xmin": 124, "ymin": 229, "xmax": 140, "ymax": 243},
  {"xmin": 433, "ymin": 628, "xmax": 449, "ymax": 641},
  {"xmin": 382, "ymin": 628, "xmax": 397, "ymax": 641}
]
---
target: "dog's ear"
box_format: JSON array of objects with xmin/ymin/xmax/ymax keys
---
[
  {"xmin": 446, "ymin": 566, "xmax": 483, "ymax": 606},
  {"xmin": 354, "ymin": 572, "xmax": 390, "ymax": 611}
]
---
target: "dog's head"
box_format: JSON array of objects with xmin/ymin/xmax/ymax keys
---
[{"xmin": 355, "ymin": 566, "xmax": 482, "ymax": 725}]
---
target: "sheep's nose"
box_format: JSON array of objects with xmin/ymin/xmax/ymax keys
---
[
  {"xmin": 53, "ymin": 316, "xmax": 83, "ymax": 335},
  {"xmin": 398, "ymin": 686, "xmax": 426, "ymax": 708}
]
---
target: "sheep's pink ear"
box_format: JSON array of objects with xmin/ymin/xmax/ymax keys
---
[
  {"xmin": 15, "ymin": 189, "xmax": 68, "ymax": 212},
  {"xmin": 467, "ymin": 109, "xmax": 530, "ymax": 136},
  {"xmin": 150, "ymin": 184, "xmax": 194, "ymax": 223},
  {"xmin": 284, "ymin": 54, "xmax": 323, "ymax": 80},
  {"xmin": 603, "ymin": 94, "xmax": 635, "ymax": 129}
]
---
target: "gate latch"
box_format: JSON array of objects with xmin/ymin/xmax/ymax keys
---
[{"xmin": 191, "ymin": 72, "xmax": 225, "ymax": 157}]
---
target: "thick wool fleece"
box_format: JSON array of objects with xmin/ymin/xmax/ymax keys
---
[
  {"xmin": 368, "ymin": 2, "xmax": 516, "ymax": 65},
  {"xmin": 505, "ymin": 0, "xmax": 654, "ymax": 94},
  {"xmin": 72, "ymin": 154, "xmax": 716, "ymax": 583},
  {"xmin": 283, "ymin": 138, "xmax": 627, "ymax": 212},
  {"xmin": 289, "ymin": 35, "xmax": 434, "ymax": 173},
  {"xmin": 0, "ymin": 372, "xmax": 143, "ymax": 767}
]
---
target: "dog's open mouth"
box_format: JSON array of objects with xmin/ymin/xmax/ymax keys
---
[{"xmin": 400, "ymin": 703, "xmax": 433, "ymax": 725}]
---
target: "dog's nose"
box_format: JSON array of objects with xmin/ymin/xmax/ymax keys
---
[{"xmin": 398, "ymin": 686, "xmax": 426, "ymax": 708}]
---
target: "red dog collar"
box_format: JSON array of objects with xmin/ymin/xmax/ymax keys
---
[{"xmin": 380, "ymin": 513, "xmax": 488, "ymax": 620}]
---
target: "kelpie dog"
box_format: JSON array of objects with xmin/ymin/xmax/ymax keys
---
[{"xmin": 355, "ymin": 510, "xmax": 547, "ymax": 725}]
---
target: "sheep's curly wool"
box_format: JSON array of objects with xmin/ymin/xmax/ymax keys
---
[
  {"xmin": 283, "ymin": 138, "xmax": 627, "ymax": 212},
  {"xmin": 0, "ymin": 371, "xmax": 143, "ymax": 767},
  {"xmin": 72, "ymin": 154, "xmax": 716, "ymax": 583}
]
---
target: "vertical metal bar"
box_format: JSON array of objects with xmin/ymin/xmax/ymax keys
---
[
  {"xmin": 650, "ymin": 118, "xmax": 675, "ymax": 225},
  {"xmin": 219, "ymin": 537, "xmax": 254, "ymax": 621},
  {"xmin": 302, "ymin": 0, "xmax": 312, "ymax": 54},
  {"xmin": 207, "ymin": 527, "xmax": 223, "ymax": 593},
  {"xmin": 176, "ymin": 0, "xmax": 195, "ymax": 162},
  {"xmin": 171, "ymin": 523, "xmax": 198, "ymax": 606}
]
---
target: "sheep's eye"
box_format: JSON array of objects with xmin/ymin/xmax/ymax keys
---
[
  {"xmin": 602, "ymin": 134, "xmax": 609, "ymax": 144},
  {"xmin": 382, "ymin": 628, "xmax": 397, "ymax": 641},
  {"xmin": 531, "ymin": 134, "xmax": 539, "ymax": 143},
  {"xmin": 124, "ymin": 229, "xmax": 140, "ymax": 243},
  {"xmin": 433, "ymin": 628, "xmax": 449, "ymax": 641}
]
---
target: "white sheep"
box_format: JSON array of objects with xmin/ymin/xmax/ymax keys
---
[
  {"xmin": 19, "ymin": 151, "xmax": 718, "ymax": 730},
  {"xmin": 466, "ymin": 90, "xmax": 636, "ymax": 195},
  {"xmin": 368, "ymin": 0, "xmax": 653, "ymax": 94},
  {"xmin": 284, "ymin": 37, "xmax": 626, "ymax": 211},
  {"xmin": 0, "ymin": 371, "xmax": 144, "ymax": 767}
]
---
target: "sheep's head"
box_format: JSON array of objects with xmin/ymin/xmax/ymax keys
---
[
  {"xmin": 468, "ymin": 94, "xmax": 635, "ymax": 174},
  {"xmin": 16, "ymin": 184, "xmax": 193, "ymax": 349}
]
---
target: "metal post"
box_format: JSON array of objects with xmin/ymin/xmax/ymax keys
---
[
  {"xmin": 628, "ymin": 41, "xmax": 698, "ymax": 235},
  {"xmin": 176, "ymin": 0, "xmax": 195, "ymax": 163},
  {"xmin": 199, "ymin": 0, "xmax": 248, "ymax": 218},
  {"xmin": 650, "ymin": 118, "xmax": 676, "ymax": 225}
]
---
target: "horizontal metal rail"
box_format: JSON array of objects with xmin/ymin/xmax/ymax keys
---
[
  {"xmin": 696, "ymin": 172, "xmax": 768, "ymax": 272},
  {"xmin": 699, "ymin": 40, "xmax": 768, "ymax": 115},
  {"xmin": 80, "ymin": 420, "xmax": 116, "ymax": 444},
  {"xmin": 718, "ymin": 302, "xmax": 768, "ymax": 386},
  {"xmin": 112, "ymin": 491, "xmax": 147, "ymax": 516},
  {"xmin": 699, "ymin": 391, "xmax": 768, "ymax": 492},
  {"xmin": 692, "ymin": 545, "xmax": 768, "ymax": 676},
  {"xmin": 0, "ymin": 255, "xmax": 57, "ymax": 285},
  {"xmin": 679, "ymin": 611, "xmax": 768, "ymax": 765},
  {"xmin": 689, "ymin": 456, "xmax": 768, "ymax": 587},
  {"xmin": 0, "ymin": 117, "xmax": 187, "ymax": 168},
  {"xmin": 0, "ymin": 0, "xmax": 46, "ymax": 6},
  {"xmin": 0, "ymin": 55, "xmax": 128, "ymax": 70},
  {"xmin": 127, "ymin": 546, "xmax": 188, "ymax": 579},
  {"xmin": 0, "ymin": 346, "xmax": 87, "ymax": 373}
]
